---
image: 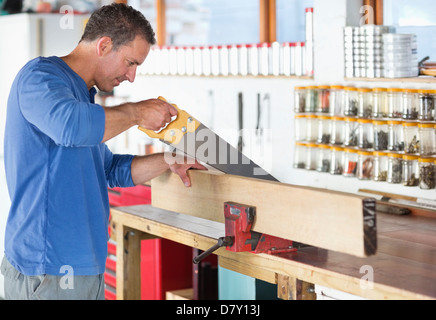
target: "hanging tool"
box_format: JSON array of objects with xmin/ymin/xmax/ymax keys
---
[
  {"xmin": 192, "ymin": 202, "xmax": 297, "ymax": 264},
  {"xmin": 138, "ymin": 96, "xmax": 278, "ymax": 181}
]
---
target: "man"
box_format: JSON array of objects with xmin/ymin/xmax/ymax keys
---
[{"xmin": 1, "ymin": 3, "xmax": 205, "ymax": 299}]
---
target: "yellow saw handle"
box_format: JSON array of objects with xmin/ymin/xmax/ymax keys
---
[{"xmin": 138, "ymin": 96, "xmax": 200, "ymax": 145}]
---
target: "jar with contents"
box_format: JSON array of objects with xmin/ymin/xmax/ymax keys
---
[
  {"xmin": 330, "ymin": 116, "xmax": 345, "ymax": 145},
  {"xmin": 316, "ymin": 144, "xmax": 331, "ymax": 173},
  {"xmin": 329, "ymin": 85, "xmax": 344, "ymax": 116},
  {"xmin": 305, "ymin": 143, "xmax": 318, "ymax": 170},
  {"xmin": 344, "ymin": 117, "xmax": 358, "ymax": 147},
  {"xmin": 357, "ymin": 88, "xmax": 373, "ymax": 118},
  {"xmin": 418, "ymin": 89, "xmax": 435, "ymax": 121},
  {"xmin": 418, "ymin": 122, "xmax": 436, "ymax": 156},
  {"xmin": 316, "ymin": 116, "xmax": 331, "ymax": 144},
  {"xmin": 402, "ymin": 155, "xmax": 419, "ymax": 186},
  {"xmin": 402, "ymin": 89, "xmax": 419, "ymax": 120},
  {"xmin": 387, "ymin": 153, "xmax": 403, "ymax": 184},
  {"xmin": 388, "ymin": 120, "xmax": 404, "ymax": 151},
  {"xmin": 358, "ymin": 119, "xmax": 374, "ymax": 149},
  {"xmin": 387, "ymin": 88, "xmax": 403, "ymax": 118},
  {"xmin": 343, "ymin": 148, "xmax": 358, "ymax": 177},
  {"xmin": 403, "ymin": 121, "xmax": 419, "ymax": 154},
  {"xmin": 357, "ymin": 150, "xmax": 374, "ymax": 180},
  {"xmin": 344, "ymin": 87, "xmax": 358, "ymax": 116},
  {"xmin": 294, "ymin": 87, "xmax": 306, "ymax": 113},
  {"xmin": 293, "ymin": 143, "xmax": 307, "ymax": 169},
  {"xmin": 373, "ymin": 151, "xmax": 388, "ymax": 182},
  {"xmin": 305, "ymin": 86, "xmax": 317, "ymax": 113},
  {"xmin": 305, "ymin": 115, "xmax": 317, "ymax": 142},
  {"xmin": 294, "ymin": 115, "xmax": 307, "ymax": 142},
  {"xmin": 419, "ymin": 157, "xmax": 435, "ymax": 190},
  {"xmin": 316, "ymin": 85, "xmax": 330, "ymax": 113},
  {"xmin": 330, "ymin": 146, "xmax": 344, "ymax": 175},
  {"xmin": 373, "ymin": 120, "xmax": 389, "ymax": 151},
  {"xmin": 372, "ymin": 87, "xmax": 388, "ymax": 118}
]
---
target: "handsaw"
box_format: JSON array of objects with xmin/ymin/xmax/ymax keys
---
[{"xmin": 138, "ymin": 97, "xmax": 278, "ymax": 182}]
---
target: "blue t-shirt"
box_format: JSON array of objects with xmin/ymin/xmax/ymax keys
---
[{"xmin": 4, "ymin": 56, "xmax": 135, "ymax": 276}]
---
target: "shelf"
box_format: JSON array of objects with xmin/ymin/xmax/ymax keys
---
[
  {"xmin": 138, "ymin": 73, "xmax": 314, "ymax": 81},
  {"xmin": 345, "ymin": 76, "xmax": 436, "ymax": 84}
]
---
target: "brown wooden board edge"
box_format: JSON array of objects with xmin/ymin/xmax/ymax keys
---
[{"xmin": 363, "ymin": 198, "xmax": 377, "ymax": 256}]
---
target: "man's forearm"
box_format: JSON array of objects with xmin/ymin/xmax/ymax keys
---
[
  {"xmin": 130, "ymin": 153, "xmax": 170, "ymax": 185},
  {"xmin": 102, "ymin": 103, "xmax": 137, "ymax": 143}
]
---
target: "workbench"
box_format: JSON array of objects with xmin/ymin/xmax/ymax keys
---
[{"xmin": 110, "ymin": 203, "xmax": 436, "ymax": 300}]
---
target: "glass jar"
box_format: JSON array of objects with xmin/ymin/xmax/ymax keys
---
[
  {"xmin": 295, "ymin": 115, "xmax": 307, "ymax": 142},
  {"xmin": 316, "ymin": 85, "xmax": 330, "ymax": 113},
  {"xmin": 403, "ymin": 121, "xmax": 419, "ymax": 154},
  {"xmin": 329, "ymin": 85, "xmax": 344, "ymax": 116},
  {"xmin": 402, "ymin": 154, "xmax": 419, "ymax": 186},
  {"xmin": 357, "ymin": 88, "xmax": 373, "ymax": 118},
  {"xmin": 358, "ymin": 119, "xmax": 374, "ymax": 149},
  {"xmin": 316, "ymin": 116, "xmax": 331, "ymax": 144},
  {"xmin": 330, "ymin": 146, "xmax": 344, "ymax": 175},
  {"xmin": 305, "ymin": 86, "xmax": 317, "ymax": 113},
  {"xmin": 316, "ymin": 144, "xmax": 331, "ymax": 173},
  {"xmin": 294, "ymin": 86, "xmax": 306, "ymax": 113},
  {"xmin": 402, "ymin": 89, "xmax": 419, "ymax": 120},
  {"xmin": 373, "ymin": 120, "xmax": 389, "ymax": 151},
  {"xmin": 418, "ymin": 89, "xmax": 435, "ymax": 121},
  {"xmin": 388, "ymin": 120, "xmax": 404, "ymax": 151},
  {"xmin": 293, "ymin": 142, "xmax": 307, "ymax": 169},
  {"xmin": 387, "ymin": 88, "xmax": 403, "ymax": 118},
  {"xmin": 344, "ymin": 117, "xmax": 358, "ymax": 147},
  {"xmin": 343, "ymin": 148, "xmax": 358, "ymax": 177},
  {"xmin": 305, "ymin": 114, "xmax": 317, "ymax": 142},
  {"xmin": 357, "ymin": 150, "xmax": 374, "ymax": 180},
  {"xmin": 344, "ymin": 87, "xmax": 358, "ymax": 116},
  {"xmin": 330, "ymin": 116, "xmax": 345, "ymax": 145},
  {"xmin": 387, "ymin": 153, "xmax": 403, "ymax": 184},
  {"xmin": 373, "ymin": 151, "xmax": 388, "ymax": 182},
  {"xmin": 372, "ymin": 87, "xmax": 388, "ymax": 118},
  {"xmin": 305, "ymin": 143, "xmax": 318, "ymax": 170},
  {"xmin": 418, "ymin": 122, "xmax": 436, "ymax": 156},
  {"xmin": 418, "ymin": 157, "xmax": 435, "ymax": 190}
]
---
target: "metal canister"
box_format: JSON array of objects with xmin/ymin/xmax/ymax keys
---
[
  {"xmin": 185, "ymin": 46, "xmax": 194, "ymax": 76},
  {"xmin": 271, "ymin": 41, "xmax": 280, "ymax": 76},
  {"xmin": 281, "ymin": 42, "xmax": 291, "ymax": 76},
  {"xmin": 305, "ymin": 8, "xmax": 314, "ymax": 43},
  {"xmin": 219, "ymin": 45, "xmax": 229, "ymax": 76},
  {"xmin": 202, "ymin": 46, "xmax": 211, "ymax": 76},
  {"xmin": 238, "ymin": 44, "xmax": 248, "ymax": 76},
  {"xmin": 248, "ymin": 43, "xmax": 258, "ymax": 76},
  {"xmin": 294, "ymin": 42, "xmax": 305, "ymax": 77},
  {"xmin": 210, "ymin": 45, "xmax": 220, "ymax": 76},
  {"xmin": 229, "ymin": 44, "xmax": 239, "ymax": 76},
  {"xmin": 259, "ymin": 42, "xmax": 270, "ymax": 76}
]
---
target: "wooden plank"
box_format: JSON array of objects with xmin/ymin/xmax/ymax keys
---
[
  {"xmin": 151, "ymin": 170, "xmax": 376, "ymax": 258},
  {"xmin": 110, "ymin": 206, "xmax": 436, "ymax": 299}
]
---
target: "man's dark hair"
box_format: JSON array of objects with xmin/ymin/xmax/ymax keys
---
[{"xmin": 80, "ymin": 3, "xmax": 156, "ymax": 49}]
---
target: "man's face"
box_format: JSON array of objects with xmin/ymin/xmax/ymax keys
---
[{"xmin": 95, "ymin": 35, "xmax": 150, "ymax": 92}]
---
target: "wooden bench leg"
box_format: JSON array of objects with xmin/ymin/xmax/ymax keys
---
[
  {"xmin": 277, "ymin": 274, "xmax": 316, "ymax": 300},
  {"xmin": 115, "ymin": 224, "xmax": 148, "ymax": 300}
]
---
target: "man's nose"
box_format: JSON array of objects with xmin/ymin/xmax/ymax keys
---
[{"xmin": 126, "ymin": 66, "xmax": 137, "ymax": 83}]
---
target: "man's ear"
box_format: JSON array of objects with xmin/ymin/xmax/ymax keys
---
[{"xmin": 96, "ymin": 36, "xmax": 113, "ymax": 57}]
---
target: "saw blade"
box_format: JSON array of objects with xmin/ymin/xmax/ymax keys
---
[{"xmin": 138, "ymin": 97, "xmax": 278, "ymax": 182}]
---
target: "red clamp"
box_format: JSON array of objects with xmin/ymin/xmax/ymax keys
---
[
  {"xmin": 193, "ymin": 202, "xmax": 297, "ymax": 264},
  {"xmin": 224, "ymin": 202, "xmax": 297, "ymax": 254}
]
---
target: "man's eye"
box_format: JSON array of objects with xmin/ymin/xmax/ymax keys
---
[{"xmin": 127, "ymin": 61, "xmax": 134, "ymax": 67}]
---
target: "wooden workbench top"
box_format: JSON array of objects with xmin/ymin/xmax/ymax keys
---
[{"xmin": 110, "ymin": 205, "xmax": 436, "ymax": 300}]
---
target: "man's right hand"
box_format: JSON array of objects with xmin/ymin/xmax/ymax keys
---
[{"xmin": 134, "ymin": 98, "xmax": 178, "ymax": 131}]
